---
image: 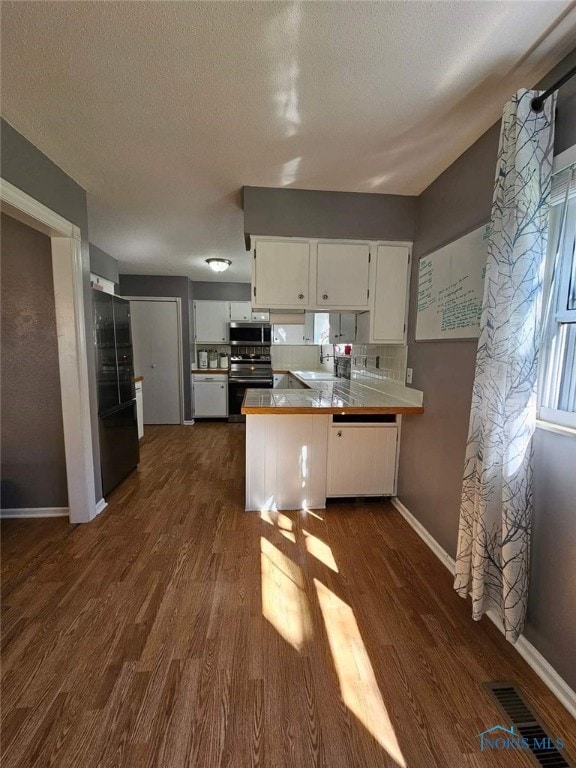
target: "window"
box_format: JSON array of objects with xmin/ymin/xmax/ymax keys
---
[
  {"xmin": 538, "ymin": 160, "xmax": 576, "ymax": 429},
  {"xmin": 313, "ymin": 313, "xmax": 330, "ymax": 345}
]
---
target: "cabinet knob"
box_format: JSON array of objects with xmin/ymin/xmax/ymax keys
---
[
  {"xmin": 150, "ymin": 364, "xmax": 156, "ymax": 368},
  {"xmin": 323, "ymin": 294, "xmax": 329, "ymax": 300},
  {"xmin": 221, "ymin": 385, "xmax": 224, "ymax": 389},
  {"xmin": 337, "ymin": 430, "xmax": 342, "ymax": 437},
  {"xmin": 298, "ymin": 293, "xmax": 304, "ymax": 300}
]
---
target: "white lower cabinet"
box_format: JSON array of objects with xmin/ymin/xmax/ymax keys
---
[
  {"xmin": 193, "ymin": 374, "xmax": 228, "ymax": 418},
  {"xmin": 288, "ymin": 375, "xmax": 307, "ymax": 389},
  {"xmin": 135, "ymin": 381, "xmax": 144, "ymax": 439},
  {"xmin": 273, "ymin": 374, "xmax": 290, "ymax": 388},
  {"xmin": 245, "ymin": 414, "xmax": 330, "ymax": 511},
  {"xmin": 327, "ymin": 421, "xmax": 397, "ymax": 496},
  {"xmin": 245, "ymin": 413, "xmax": 399, "ymax": 510}
]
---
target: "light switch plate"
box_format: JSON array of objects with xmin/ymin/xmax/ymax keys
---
[{"xmin": 406, "ymin": 367, "xmax": 413, "ymax": 384}]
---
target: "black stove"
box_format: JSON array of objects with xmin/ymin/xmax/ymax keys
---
[{"xmin": 228, "ymin": 351, "xmax": 273, "ymax": 422}]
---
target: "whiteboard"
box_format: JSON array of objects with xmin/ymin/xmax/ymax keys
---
[{"xmin": 416, "ymin": 224, "xmax": 489, "ymax": 341}]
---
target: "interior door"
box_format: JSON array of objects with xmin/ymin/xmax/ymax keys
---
[{"xmin": 129, "ymin": 299, "xmax": 181, "ymax": 424}]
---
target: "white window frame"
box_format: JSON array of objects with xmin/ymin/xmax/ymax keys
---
[{"xmin": 537, "ymin": 143, "xmax": 576, "ymax": 435}]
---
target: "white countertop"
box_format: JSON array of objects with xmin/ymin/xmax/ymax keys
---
[{"xmin": 242, "ymin": 371, "xmax": 424, "ymax": 415}]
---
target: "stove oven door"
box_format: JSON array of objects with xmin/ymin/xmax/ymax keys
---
[{"xmin": 228, "ymin": 378, "xmax": 272, "ymax": 422}]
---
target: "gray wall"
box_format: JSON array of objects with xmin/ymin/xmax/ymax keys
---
[
  {"xmin": 0, "ymin": 118, "xmax": 103, "ymax": 502},
  {"xmin": 1, "ymin": 214, "xmax": 68, "ymax": 508},
  {"xmin": 191, "ymin": 281, "xmax": 251, "ymax": 301},
  {"xmin": 118, "ymin": 274, "xmax": 193, "ymax": 421},
  {"xmin": 90, "ymin": 243, "xmax": 119, "ymax": 284},
  {"xmin": 243, "ymin": 186, "xmax": 417, "ymax": 244},
  {"xmin": 399, "ymin": 47, "xmax": 576, "ymax": 688}
]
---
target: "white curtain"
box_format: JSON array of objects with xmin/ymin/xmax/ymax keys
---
[{"xmin": 454, "ymin": 89, "xmax": 556, "ymax": 642}]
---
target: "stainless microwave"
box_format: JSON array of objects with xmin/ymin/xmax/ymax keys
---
[{"xmin": 228, "ymin": 322, "xmax": 272, "ymax": 346}]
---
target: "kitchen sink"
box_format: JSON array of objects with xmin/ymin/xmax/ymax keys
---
[{"xmin": 292, "ymin": 370, "xmax": 340, "ymax": 381}]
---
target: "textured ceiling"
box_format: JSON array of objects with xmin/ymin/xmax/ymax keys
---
[{"xmin": 1, "ymin": 1, "xmax": 576, "ymax": 282}]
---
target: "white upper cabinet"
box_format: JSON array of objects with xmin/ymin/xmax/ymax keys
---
[
  {"xmin": 272, "ymin": 324, "xmax": 305, "ymax": 344},
  {"xmin": 253, "ymin": 240, "xmax": 310, "ymax": 308},
  {"xmin": 230, "ymin": 301, "xmax": 252, "ymax": 322},
  {"xmin": 316, "ymin": 243, "xmax": 370, "ymax": 309},
  {"xmin": 356, "ymin": 244, "xmax": 410, "ymax": 344},
  {"xmin": 251, "ymin": 237, "xmax": 411, "ymax": 317},
  {"xmin": 194, "ymin": 300, "xmax": 229, "ymax": 343},
  {"xmin": 329, "ymin": 312, "xmax": 357, "ymax": 343}
]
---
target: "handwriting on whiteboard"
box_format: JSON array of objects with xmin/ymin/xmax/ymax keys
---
[{"xmin": 416, "ymin": 225, "xmax": 489, "ymax": 340}]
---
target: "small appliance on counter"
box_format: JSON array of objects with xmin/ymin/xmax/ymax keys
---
[
  {"xmin": 208, "ymin": 349, "xmax": 219, "ymax": 369},
  {"xmin": 219, "ymin": 352, "xmax": 229, "ymax": 369},
  {"xmin": 198, "ymin": 349, "xmax": 208, "ymax": 369},
  {"xmin": 335, "ymin": 355, "xmax": 352, "ymax": 380}
]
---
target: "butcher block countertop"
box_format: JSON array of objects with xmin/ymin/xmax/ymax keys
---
[
  {"xmin": 242, "ymin": 373, "xmax": 424, "ymax": 415},
  {"xmin": 134, "ymin": 376, "xmax": 144, "ymax": 383}
]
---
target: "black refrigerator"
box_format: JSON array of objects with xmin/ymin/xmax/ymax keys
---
[{"xmin": 93, "ymin": 290, "xmax": 140, "ymax": 495}]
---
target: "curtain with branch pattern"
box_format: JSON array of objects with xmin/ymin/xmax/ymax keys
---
[{"xmin": 454, "ymin": 89, "xmax": 556, "ymax": 642}]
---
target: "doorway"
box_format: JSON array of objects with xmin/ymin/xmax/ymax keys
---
[
  {"xmin": 127, "ymin": 297, "xmax": 183, "ymax": 424},
  {"xmin": 0, "ymin": 178, "xmax": 98, "ymax": 523}
]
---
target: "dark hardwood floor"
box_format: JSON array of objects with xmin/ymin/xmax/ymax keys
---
[{"xmin": 2, "ymin": 423, "xmax": 574, "ymax": 767}]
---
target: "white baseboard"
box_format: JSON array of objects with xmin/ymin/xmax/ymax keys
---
[
  {"xmin": 183, "ymin": 420, "xmax": 195, "ymax": 426},
  {"xmin": 94, "ymin": 498, "xmax": 108, "ymax": 516},
  {"xmin": 390, "ymin": 496, "xmax": 576, "ymax": 719},
  {"xmin": 0, "ymin": 507, "xmax": 69, "ymax": 519},
  {"xmin": 391, "ymin": 496, "xmax": 456, "ymax": 575}
]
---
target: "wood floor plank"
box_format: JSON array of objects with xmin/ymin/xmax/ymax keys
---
[{"xmin": 1, "ymin": 422, "xmax": 574, "ymax": 767}]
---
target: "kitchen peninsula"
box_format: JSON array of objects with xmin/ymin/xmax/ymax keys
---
[{"xmin": 242, "ymin": 372, "xmax": 423, "ymax": 511}]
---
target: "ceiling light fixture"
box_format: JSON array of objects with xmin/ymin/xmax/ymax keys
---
[{"xmin": 205, "ymin": 258, "xmax": 232, "ymax": 273}]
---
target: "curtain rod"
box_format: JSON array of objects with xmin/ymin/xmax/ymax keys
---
[{"xmin": 531, "ymin": 62, "xmax": 576, "ymax": 113}]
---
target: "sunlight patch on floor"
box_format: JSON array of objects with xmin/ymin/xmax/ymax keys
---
[
  {"xmin": 303, "ymin": 529, "xmax": 338, "ymax": 572},
  {"xmin": 314, "ymin": 579, "xmax": 407, "ymax": 767},
  {"xmin": 261, "ymin": 537, "xmax": 312, "ymax": 651}
]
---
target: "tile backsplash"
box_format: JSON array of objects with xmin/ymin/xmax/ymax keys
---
[
  {"xmin": 271, "ymin": 345, "xmax": 332, "ymax": 372},
  {"xmin": 351, "ymin": 344, "xmax": 407, "ymax": 384}
]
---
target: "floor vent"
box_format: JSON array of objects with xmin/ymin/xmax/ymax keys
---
[{"xmin": 485, "ymin": 682, "xmax": 573, "ymax": 768}]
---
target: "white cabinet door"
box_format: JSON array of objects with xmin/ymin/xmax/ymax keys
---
[
  {"xmin": 316, "ymin": 243, "xmax": 370, "ymax": 309},
  {"xmin": 288, "ymin": 375, "xmax": 307, "ymax": 389},
  {"xmin": 253, "ymin": 241, "xmax": 310, "ymax": 308},
  {"xmin": 303, "ymin": 312, "xmax": 315, "ymax": 344},
  {"xmin": 272, "ymin": 324, "xmax": 305, "ymax": 345},
  {"xmin": 230, "ymin": 301, "xmax": 252, "ymax": 322},
  {"xmin": 135, "ymin": 382, "xmax": 144, "ymax": 439},
  {"xmin": 328, "ymin": 312, "xmax": 341, "ymax": 344},
  {"xmin": 339, "ymin": 313, "xmax": 357, "ymax": 343},
  {"xmin": 193, "ymin": 377, "xmax": 228, "ymax": 417},
  {"xmin": 372, "ymin": 245, "xmax": 410, "ymax": 342},
  {"xmin": 194, "ymin": 300, "xmax": 229, "ymax": 343},
  {"xmin": 273, "ymin": 374, "xmax": 289, "ymax": 388},
  {"xmin": 251, "ymin": 310, "xmax": 270, "ymax": 322},
  {"xmin": 329, "ymin": 312, "xmax": 357, "ymax": 343},
  {"xmin": 327, "ymin": 424, "xmax": 397, "ymax": 496}
]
